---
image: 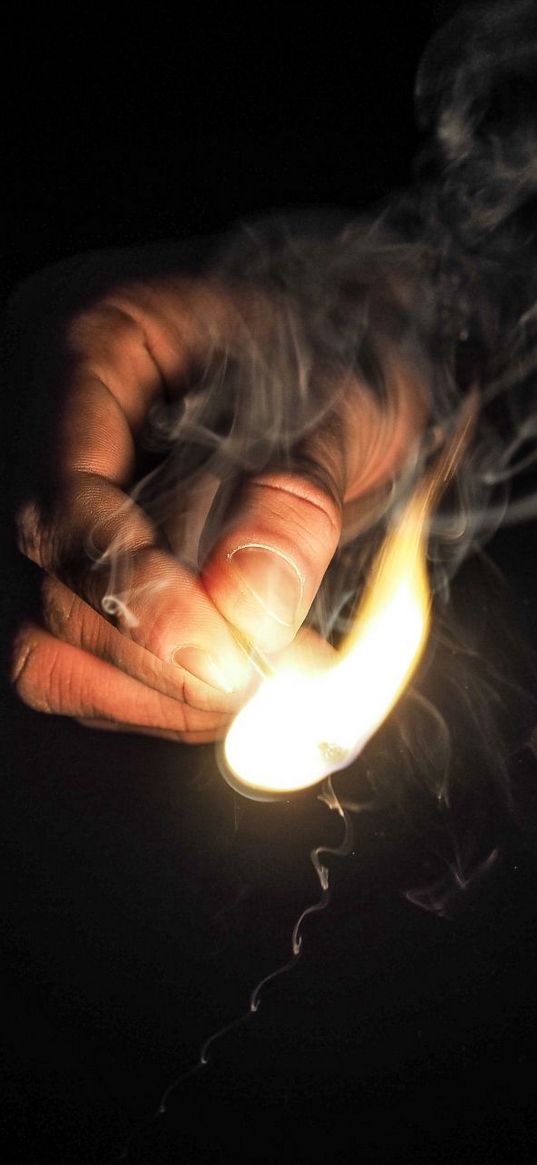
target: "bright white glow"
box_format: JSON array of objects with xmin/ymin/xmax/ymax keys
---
[{"xmin": 224, "ymin": 491, "xmax": 431, "ymax": 796}]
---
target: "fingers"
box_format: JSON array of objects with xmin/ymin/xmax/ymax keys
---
[
  {"xmin": 15, "ymin": 280, "xmax": 256, "ymax": 701},
  {"xmin": 39, "ymin": 575, "xmax": 247, "ymax": 714},
  {"xmin": 10, "ymin": 619, "xmax": 335, "ymax": 747},
  {"xmin": 14, "ymin": 272, "xmax": 429, "ymax": 720},
  {"xmin": 11, "ymin": 622, "xmax": 231, "ymax": 742},
  {"xmin": 17, "ymin": 478, "xmax": 254, "ymax": 696}
]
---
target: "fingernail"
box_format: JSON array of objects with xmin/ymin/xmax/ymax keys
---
[
  {"xmin": 172, "ymin": 646, "xmax": 235, "ymax": 694},
  {"xmin": 229, "ymin": 546, "xmax": 303, "ymax": 627}
]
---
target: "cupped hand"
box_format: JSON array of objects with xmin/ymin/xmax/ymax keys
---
[{"xmin": 10, "ymin": 261, "xmax": 427, "ymax": 742}]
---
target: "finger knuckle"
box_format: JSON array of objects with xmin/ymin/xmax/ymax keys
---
[
  {"xmin": 249, "ymin": 475, "xmax": 341, "ymax": 554},
  {"xmin": 16, "ymin": 500, "xmax": 49, "ymax": 568},
  {"xmin": 41, "ymin": 576, "xmax": 76, "ymax": 637},
  {"xmin": 66, "ymin": 300, "xmax": 142, "ymax": 358},
  {"xmin": 152, "ymin": 690, "xmax": 189, "ymax": 733},
  {"xmin": 10, "ymin": 627, "xmax": 54, "ymax": 713},
  {"xmin": 180, "ymin": 673, "xmax": 228, "ymax": 715},
  {"xmin": 137, "ymin": 615, "xmax": 171, "ymax": 663},
  {"xmin": 43, "ymin": 576, "xmax": 121, "ymax": 662}
]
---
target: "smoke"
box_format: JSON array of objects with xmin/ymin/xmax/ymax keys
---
[
  {"xmin": 92, "ymin": 2, "xmax": 537, "ymax": 908},
  {"xmin": 131, "ymin": 4, "xmax": 537, "ymax": 614},
  {"xmin": 410, "ymin": 0, "xmax": 537, "ymax": 551},
  {"xmin": 415, "ymin": 0, "xmax": 537, "ymax": 240},
  {"xmin": 92, "ymin": 11, "xmax": 537, "ymax": 1154}
]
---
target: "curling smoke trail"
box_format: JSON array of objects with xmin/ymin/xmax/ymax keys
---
[
  {"xmin": 103, "ymin": 5, "xmax": 537, "ymax": 1159},
  {"xmin": 111, "ymin": 777, "xmax": 355, "ymax": 1165}
]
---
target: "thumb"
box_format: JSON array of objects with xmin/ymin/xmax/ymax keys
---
[
  {"xmin": 201, "ymin": 470, "xmax": 343, "ymax": 653},
  {"xmin": 202, "ymin": 356, "xmax": 428, "ymax": 654}
]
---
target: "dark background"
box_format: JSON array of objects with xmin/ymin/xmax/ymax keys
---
[{"xmin": 3, "ymin": 4, "xmax": 537, "ymax": 1163}]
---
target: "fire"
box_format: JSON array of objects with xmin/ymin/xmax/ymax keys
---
[{"xmin": 223, "ymin": 488, "xmax": 431, "ymax": 797}]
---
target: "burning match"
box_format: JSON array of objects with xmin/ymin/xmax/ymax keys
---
[
  {"xmin": 222, "ymin": 486, "xmax": 431, "ymax": 797},
  {"xmin": 222, "ymin": 398, "xmax": 476, "ymax": 799}
]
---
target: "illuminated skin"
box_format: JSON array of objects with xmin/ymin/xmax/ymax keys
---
[
  {"xmin": 11, "ymin": 274, "xmax": 427, "ymax": 743},
  {"xmin": 223, "ymin": 488, "xmax": 431, "ymax": 795}
]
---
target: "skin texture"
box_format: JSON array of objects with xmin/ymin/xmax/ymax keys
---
[{"xmin": 11, "ymin": 272, "xmax": 427, "ymax": 743}]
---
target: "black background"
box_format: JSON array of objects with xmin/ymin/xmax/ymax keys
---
[{"xmin": 3, "ymin": 4, "xmax": 537, "ymax": 1163}]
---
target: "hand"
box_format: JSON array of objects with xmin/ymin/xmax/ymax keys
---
[{"xmin": 9, "ymin": 253, "xmax": 427, "ymax": 743}]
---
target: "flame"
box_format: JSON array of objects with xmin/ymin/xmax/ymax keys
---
[{"xmin": 223, "ymin": 488, "xmax": 432, "ymax": 797}]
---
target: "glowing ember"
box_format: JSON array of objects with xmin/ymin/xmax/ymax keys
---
[{"xmin": 224, "ymin": 489, "xmax": 431, "ymax": 796}]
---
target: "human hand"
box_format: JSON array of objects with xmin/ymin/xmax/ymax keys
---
[{"xmin": 10, "ymin": 256, "xmax": 427, "ymax": 743}]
